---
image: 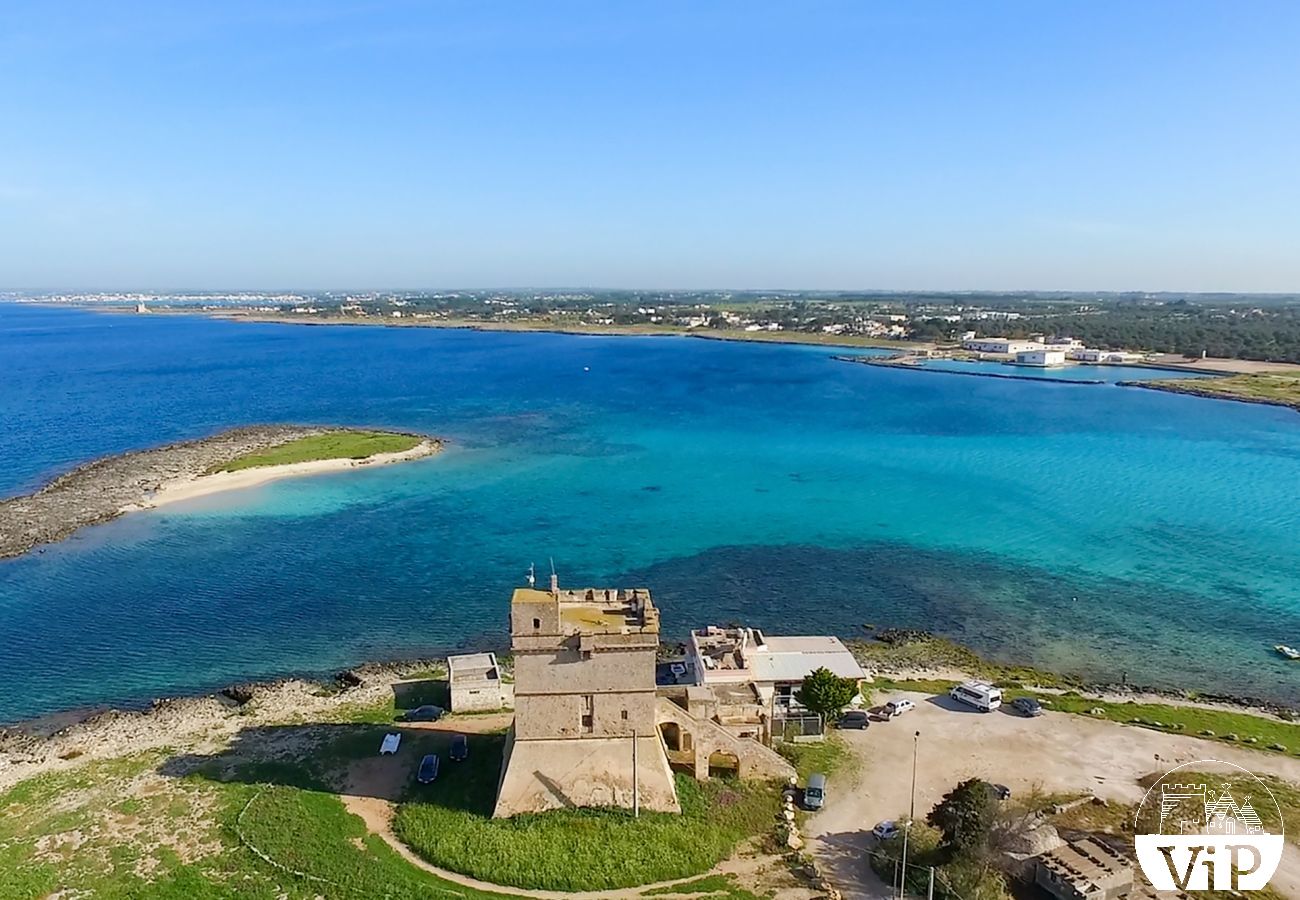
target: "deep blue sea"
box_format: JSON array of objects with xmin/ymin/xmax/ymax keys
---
[{"xmin": 2, "ymin": 304, "xmax": 1299, "ymax": 722}]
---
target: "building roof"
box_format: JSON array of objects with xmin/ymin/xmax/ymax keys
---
[
  {"xmin": 690, "ymin": 627, "xmax": 866, "ymax": 683},
  {"xmin": 511, "ymin": 586, "xmax": 660, "ymax": 634},
  {"xmin": 447, "ymin": 651, "xmax": 500, "ymax": 685}
]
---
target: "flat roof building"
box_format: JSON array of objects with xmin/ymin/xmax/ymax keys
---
[
  {"xmin": 686, "ymin": 626, "xmax": 865, "ymax": 710},
  {"xmin": 963, "ymin": 338, "xmax": 1043, "ymax": 355},
  {"xmin": 446, "ymin": 651, "xmax": 510, "ymax": 713}
]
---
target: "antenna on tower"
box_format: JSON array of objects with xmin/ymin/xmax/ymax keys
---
[
  {"xmin": 549, "ymin": 557, "xmax": 559, "ymax": 595},
  {"xmin": 526, "ymin": 562, "xmax": 536, "ymax": 588}
]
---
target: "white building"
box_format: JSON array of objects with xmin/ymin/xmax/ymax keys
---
[
  {"xmin": 687, "ymin": 626, "xmax": 866, "ymax": 711},
  {"xmin": 447, "ymin": 651, "xmax": 511, "ymax": 712},
  {"xmin": 1068, "ymin": 348, "xmax": 1142, "ymax": 363},
  {"xmin": 962, "ymin": 338, "xmax": 1043, "ymax": 354},
  {"xmin": 1015, "ymin": 349, "xmax": 1068, "ymax": 367}
]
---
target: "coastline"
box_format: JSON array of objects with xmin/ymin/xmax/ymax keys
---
[
  {"xmin": 1122, "ymin": 376, "xmax": 1300, "ymax": 413},
  {"xmin": 0, "ymin": 425, "xmax": 441, "ymax": 561},
  {"xmin": 3, "ymin": 634, "xmax": 1295, "ymax": 795},
  {"xmin": 127, "ymin": 438, "xmax": 439, "ymax": 511}
]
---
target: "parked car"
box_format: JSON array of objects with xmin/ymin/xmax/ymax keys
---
[
  {"xmin": 417, "ymin": 753, "xmax": 440, "ymax": 784},
  {"xmin": 883, "ymin": 699, "xmax": 916, "ymax": 718},
  {"xmin": 992, "ymin": 783, "xmax": 1012, "ymax": 801},
  {"xmin": 379, "ymin": 732, "xmax": 401, "ymax": 755},
  {"xmin": 1011, "ymin": 697, "xmax": 1043, "ymax": 717},
  {"xmin": 872, "ymin": 820, "xmax": 901, "ymax": 841},
  {"xmin": 669, "ymin": 662, "xmax": 687, "ymax": 678},
  {"xmin": 836, "ymin": 710, "xmax": 870, "ymax": 730},
  {"xmin": 399, "ymin": 704, "xmax": 444, "ymax": 722},
  {"xmin": 450, "ymin": 734, "xmax": 469, "ymax": 761},
  {"xmin": 803, "ymin": 773, "xmax": 828, "ymax": 811}
]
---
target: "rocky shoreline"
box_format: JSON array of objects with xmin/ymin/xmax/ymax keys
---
[
  {"xmin": 0, "ymin": 424, "xmax": 438, "ymax": 560},
  {"xmin": 0, "ymin": 658, "xmax": 449, "ymax": 792}
]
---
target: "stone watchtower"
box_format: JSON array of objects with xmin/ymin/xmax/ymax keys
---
[{"xmin": 492, "ymin": 579, "xmax": 680, "ymax": 817}]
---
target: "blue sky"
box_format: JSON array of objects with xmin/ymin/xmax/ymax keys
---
[{"xmin": 1, "ymin": 1, "xmax": 1297, "ymax": 291}]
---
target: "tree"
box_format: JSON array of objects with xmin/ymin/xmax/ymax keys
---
[
  {"xmin": 795, "ymin": 667, "xmax": 856, "ymax": 721},
  {"xmin": 926, "ymin": 779, "xmax": 998, "ymax": 858}
]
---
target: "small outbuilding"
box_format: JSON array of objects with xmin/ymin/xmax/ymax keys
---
[{"xmin": 447, "ymin": 651, "xmax": 510, "ymax": 713}]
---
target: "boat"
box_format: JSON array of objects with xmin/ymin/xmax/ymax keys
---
[{"xmin": 1275, "ymin": 645, "xmax": 1300, "ymax": 660}]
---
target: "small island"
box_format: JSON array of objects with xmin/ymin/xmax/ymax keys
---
[{"xmin": 0, "ymin": 426, "xmax": 440, "ymax": 561}]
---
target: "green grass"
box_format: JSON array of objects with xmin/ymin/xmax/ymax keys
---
[
  {"xmin": 0, "ymin": 747, "xmax": 522, "ymax": 900},
  {"xmin": 393, "ymin": 732, "xmax": 781, "ymax": 892},
  {"xmin": 209, "ymin": 430, "xmax": 423, "ymax": 473},
  {"xmin": 777, "ymin": 734, "xmax": 854, "ymax": 781}
]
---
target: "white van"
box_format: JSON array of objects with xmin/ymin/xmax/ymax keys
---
[{"xmin": 949, "ymin": 680, "xmax": 1002, "ymax": 712}]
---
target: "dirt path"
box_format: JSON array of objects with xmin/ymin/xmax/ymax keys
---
[{"xmin": 808, "ymin": 692, "xmax": 1300, "ymax": 899}]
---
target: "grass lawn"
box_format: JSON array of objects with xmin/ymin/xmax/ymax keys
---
[
  {"xmin": 210, "ymin": 430, "xmax": 423, "ymax": 474},
  {"xmin": 873, "ymin": 678, "xmax": 1300, "ymax": 757},
  {"xmin": 392, "ymin": 732, "xmax": 781, "ymax": 892},
  {"xmin": 777, "ymin": 734, "xmax": 854, "ymax": 781}
]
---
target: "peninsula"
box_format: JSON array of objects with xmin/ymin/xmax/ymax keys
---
[{"xmin": 0, "ymin": 426, "xmax": 440, "ymax": 561}]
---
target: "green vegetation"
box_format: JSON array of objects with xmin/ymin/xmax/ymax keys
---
[
  {"xmin": 1145, "ymin": 372, "xmax": 1300, "ymax": 411},
  {"xmin": 795, "ymin": 667, "xmax": 857, "ymax": 720},
  {"xmin": 0, "ymin": 749, "xmax": 517, "ymax": 900},
  {"xmin": 777, "ymin": 734, "xmax": 854, "ymax": 782},
  {"xmin": 393, "ymin": 732, "xmax": 780, "ymax": 892},
  {"xmin": 210, "ymin": 430, "xmax": 423, "ymax": 474}
]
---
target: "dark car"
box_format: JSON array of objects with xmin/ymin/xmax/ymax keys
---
[
  {"xmin": 1011, "ymin": 697, "xmax": 1043, "ymax": 717},
  {"xmin": 836, "ymin": 710, "xmax": 870, "ymax": 730},
  {"xmin": 992, "ymin": 783, "xmax": 1011, "ymax": 801},
  {"xmin": 450, "ymin": 733, "xmax": 469, "ymax": 761},
  {"xmin": 416, "ymin": 753, "xmax": 440, "ymax": 784},
  {"xmin": 399, "ymin": 704, "xmax": 444, "ymax": 723}
]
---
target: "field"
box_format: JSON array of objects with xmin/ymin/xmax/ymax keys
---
[
  {"xmin": 393, "ymin": 731, "xmax": 782, "ymax": 892},
  {"xmin": 210, "ymin": 430, "xmax": 424, "ymax": 473}
]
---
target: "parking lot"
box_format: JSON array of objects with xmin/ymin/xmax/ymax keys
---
[{"xmin": 807, "ymin": 691, "xmax": 1300, "ymax": 900}]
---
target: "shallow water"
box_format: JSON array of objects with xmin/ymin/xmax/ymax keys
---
[{"xmin": 1, "ymin": 305, "xmax": 1298, "ymax": 721}]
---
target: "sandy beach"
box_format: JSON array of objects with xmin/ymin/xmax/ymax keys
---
[{"xmin": 129, "ymin": 438, "xmax": 440, "ymax": 511}]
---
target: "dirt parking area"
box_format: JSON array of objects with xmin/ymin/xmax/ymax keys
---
[{"xmin": 808, "ymin": 692, "xmax": 1300, "ymax": 900}]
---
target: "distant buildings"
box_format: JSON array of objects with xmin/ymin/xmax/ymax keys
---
[
  {"xmin": 1015, "ymin": 349, "xmax": 1068, "ymax": 367},
  {"xmin": 963, "ymin": 337, "xmax": 1043, "ymax": 354}
]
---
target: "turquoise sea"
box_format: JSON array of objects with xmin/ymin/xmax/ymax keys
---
[{"xmin": 2, "ymin": 304, "xmax": 1299, "ymax": 722}]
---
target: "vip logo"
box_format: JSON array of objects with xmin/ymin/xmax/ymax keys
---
[{"xmin": 1134, "ymin": 761, "xmax": 1283, "ymax": 891}]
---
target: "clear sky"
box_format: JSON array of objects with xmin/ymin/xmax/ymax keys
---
[{"xmin": 2, "ymin": 1, "xmax": 1298, "ymax": 292}]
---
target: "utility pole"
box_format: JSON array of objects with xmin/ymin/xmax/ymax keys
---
[
  {"xmin": 632, "ymin": 729, "xmax": 640, "ymax": 818},
  {"xmin": 927, "ymin": 866, "xmax": 935, "ymax": 900},
  {"xmin": 899, "ymin": 729, "xmax": 920, "ymax": 899}
]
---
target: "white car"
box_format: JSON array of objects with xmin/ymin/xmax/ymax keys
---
[
  {"xmin": 669, "ymin": 662, "xmax": 687, "ymax": 678},
  {"xmin": 884, "ymin": 698, "xmax": 915, "ymax": 718},
  {"xmin": 872, "ymin": 820, "xmax": 901, "ymax": 841},
  {"xmin": 379, "ymin": 732, "xmax": 401, "ymax": 755}
]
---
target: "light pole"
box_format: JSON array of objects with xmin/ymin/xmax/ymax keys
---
[{"xmin": 898, "ymin": 730, "xmax": 919, "ymax": 899}]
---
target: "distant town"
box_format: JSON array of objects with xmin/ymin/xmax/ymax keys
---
[{"xmin": 11, "ymin": 289, "xmax": 1300, "ymax": 364}]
